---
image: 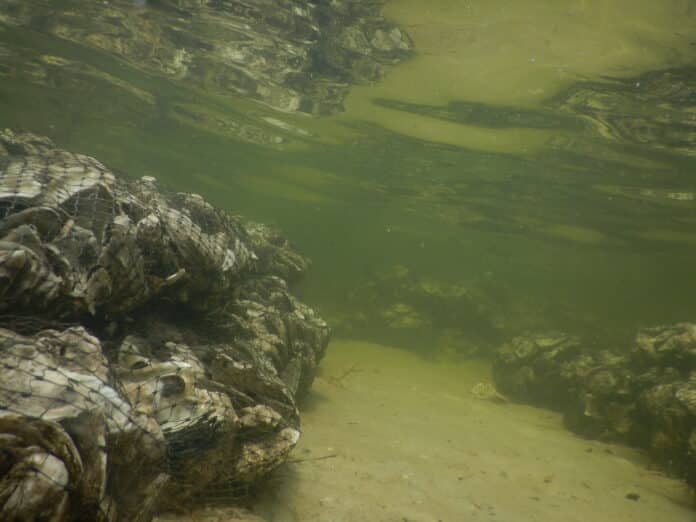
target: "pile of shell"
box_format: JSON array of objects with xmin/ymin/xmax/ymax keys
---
[
  {"xmin": 0, "ymin": 129, "xmax": 330, "ymax": 521},
  {"xmin": 493, "ymin": 326, "xmax": 696, "ymax": 486}
]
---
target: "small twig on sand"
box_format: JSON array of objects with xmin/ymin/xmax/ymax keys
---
[
  {"xmin": 325, "ymin": 363, "xmax": 361, "ymax": 388},
  {"xmin": 286, "ymin": 454, "xmax": 338, "ymax": 464}
]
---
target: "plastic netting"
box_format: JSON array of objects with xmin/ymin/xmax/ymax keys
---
[{"xmin": 0, "ymin": 129, "xmax": 330, "ymax": 521}]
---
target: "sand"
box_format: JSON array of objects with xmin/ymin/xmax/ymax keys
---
[{"xmin": 162, "ymin": 339, "xmax": 694, "ymax": 522}]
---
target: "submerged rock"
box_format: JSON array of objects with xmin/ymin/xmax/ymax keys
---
[
  {"xmin": 493, "ymin": 325, "xmax": 696, "ymax": 487},
  {"xmin": 0, "ymin": 129, "xmax": 330, "ymax": 520}
]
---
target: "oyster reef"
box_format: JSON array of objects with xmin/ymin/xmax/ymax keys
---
[{"xmin": 2, "ymin": 0, "xmax": 696, "ymax": 520}]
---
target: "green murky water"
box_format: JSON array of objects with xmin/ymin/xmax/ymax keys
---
[{"xmin": 2, "ymin": 0, "xmax": 696, "ymax": 354}]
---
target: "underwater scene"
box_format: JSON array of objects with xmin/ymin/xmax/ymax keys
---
[{"xmin": 1, "ymin": 0, "xmax": 695, "ymax": 520}]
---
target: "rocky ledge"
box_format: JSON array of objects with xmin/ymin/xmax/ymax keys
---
[
  {"xmin": 0, "ymin": 129, "xmax": 330, "ymax": 521},
  {"xmin": 492, "ymin": 326, "xmax": 696, "ymax": 488}
]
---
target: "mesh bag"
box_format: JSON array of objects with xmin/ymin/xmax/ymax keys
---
[{"xmin": 0, "ymin": 129, "xmax": 330, "ymax": 521}]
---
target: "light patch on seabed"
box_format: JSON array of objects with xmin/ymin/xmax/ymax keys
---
[
  {"xmin": 548, "ymin": 135, "xmax": 671, "ymax": 170},
  {"xmin": 381, "ymin": 0, "xmax": 696, "ymax": 105},
  {"xmin": 228, "ymin": 170, "xmax": 338, "ymax": 205},
  {"xmin": 334, "ymin": 0, "xmax": 696, "ymax": 153},
  {"xmin": 637, "ymin": 228, "xmax": 696, "ymax": 245},
  {"xmin": 249, "ymin": 339, "xmax": 695, "ymax": 522},
  {"xmin": 276, "ymin": 166, "xmax": 344, "ymax": 187},
  {"xmin": 542, "ymin": 223, "xmax": 607, "ymax": 244},
  {"xmin": 514, "ymin": 215, "xmax": 609, "ymax": 245},
  {"xmin": 594, "ymin": 184, "xmax": 696, "ymax": 207},
  {"xmin": 345, "ymin": 104, "xmax": 553, "ymax": 154}
]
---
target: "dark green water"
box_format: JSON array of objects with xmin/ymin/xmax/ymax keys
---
[{"xmin": 2, "ymin": 10, "xmax": 696, "ymax": 354}]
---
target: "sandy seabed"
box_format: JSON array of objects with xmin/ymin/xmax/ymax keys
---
[{"xmin": 162, "ymin": 339, "xmax": 695, "ymax": 522}]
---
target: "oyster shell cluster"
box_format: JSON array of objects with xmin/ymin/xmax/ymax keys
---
[
  {"xmin": 0, "ymin": 129, "xmax": 331, "ymax": 520},
  {"xmin": 493, "ymin": 326, "xmax": 696, "ymax": 487}
]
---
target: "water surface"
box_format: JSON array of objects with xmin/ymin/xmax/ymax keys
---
[{"xmin": 2, "ymin": 0, "xmax": 696, "ymax": 351}]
